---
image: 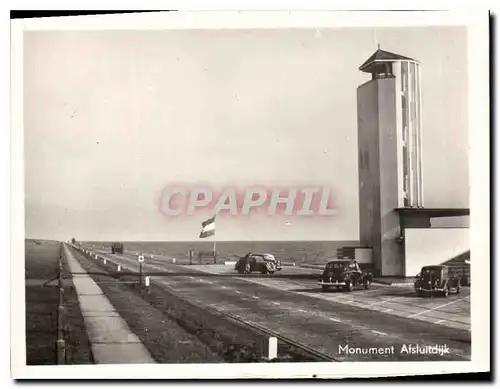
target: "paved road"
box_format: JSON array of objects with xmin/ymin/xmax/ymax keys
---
[
  {"xmin": 185, "ymin": 264, "xmax": 470, "ymax": 332},
  {"xmin": 86, "ymin": 247, "xmax": 471, "ymax": 361}
]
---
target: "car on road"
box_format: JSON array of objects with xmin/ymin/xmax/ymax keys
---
[
  {"xmin": 318, "ymin": 260, "xmax": 373, "ymax": 292},
  {"xmin": 111, "ymin": 242, "xmax": 124, "ymax": 254},
  {"xmin": 414, "ymin": 265, "xmax": 461, "ymax": 297},
  {"xmin": 235, "ymin": 253, "xmax": 282, "ymax": 275}
]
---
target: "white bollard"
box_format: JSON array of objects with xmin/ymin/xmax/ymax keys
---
[
  {"xmin": 144, "ymin": 276, "xmax": 150, "ymax": 287},
  {"xmin": 104, "ymin": 258, "xmax": 107, "ymax": 264},
  {"xmin": 117, "ymin": 265, "xmax": 121, "ymax": 272},
  {"xmin": 151, "ymin": 254, "xmax": 154, "ymax": 259},
  {"xmin": 264, "ymin": 337, "xmax": 278, "ymax": 360},
  {"xmin": 172, "ymin": 258, "xmax": 176, "ymax": 264}
]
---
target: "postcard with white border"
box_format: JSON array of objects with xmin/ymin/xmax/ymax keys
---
[{"xmin": 10, "ymin": 10, "xmax": 490, "ymax": 379}]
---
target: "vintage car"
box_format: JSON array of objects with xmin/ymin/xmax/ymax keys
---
[
  {"xmin": 318, "ymin": 260, "xmax": 373, "ymax": 292},
  {"xmin": 111, "ymin": 242, "xmax": 124, "ymax": 254},
  {"xmin": 235, "ymin": 253, "xmax": 282, "ymax": 274},
  {"xmin": 414, "ymin": 265, "xmax": 461, "ymax": 297}
]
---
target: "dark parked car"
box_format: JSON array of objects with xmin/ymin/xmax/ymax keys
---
[
  {"xmin": 414, "ymin": 265, "xmax": 461, "ymax": 297},
  {"xmin": 318, "ymin": 260, "xmax": 373, "ymax": 292},
  {"xmin": 235, "ymin": 253, "xmax": 281, "ymax": 274},
  {"xmin": 111, "ymin": 242, "xmax": 124, "ymax": 254}
]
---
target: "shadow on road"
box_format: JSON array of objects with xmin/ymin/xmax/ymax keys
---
[{"xmin": 289, "ymin": 287, "xmax": 381, "ymax": 294}]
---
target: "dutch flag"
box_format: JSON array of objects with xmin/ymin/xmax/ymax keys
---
[{"xmin": 199, "ymin": 215, "xmax": 216, "ymax": 239}]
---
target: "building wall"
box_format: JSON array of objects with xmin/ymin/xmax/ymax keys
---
[
  {"xmin": 357, "ymin": 73, "xmax": 426, "ymax": 276},
  {"xmin": 357, "ymin": 80, "xmax": 382, "ymax": 274},
  {"xmin": 404, "ymin": 228, "xmax": 470, "ymax": 276},
  {"xmin": 377, "ymin": 79, "xmax": 405, "ymax": 276},
  {"xmin": 431, "ymin": 216, "xmax": 470, "ymax": 228}
]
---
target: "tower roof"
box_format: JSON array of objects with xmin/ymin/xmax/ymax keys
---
[{"xmin": 359, "ymin": 49, "xmax": 418, "ymax": 72}]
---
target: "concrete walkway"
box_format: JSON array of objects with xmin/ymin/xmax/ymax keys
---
[{"xmin": 63, "ymin": 244, "xmax": 155, "ymax": 364}]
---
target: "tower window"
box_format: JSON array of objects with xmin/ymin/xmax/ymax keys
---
[
  {"xmin": 372, "ymin": 63, "xmax": 394, "ymax": 79},
  {"xmin": 401, "ymin": 62, "xmax": 409, "ymax": 92},
  {"xmin": 403, "ymin": 126, "xmax": 408, "ymax": 146},
  {"xmin": 410, "ymin": 101, "xmax": 416, "ymax": 120},
  {"xmin": 402, "ymin": 103, "xmax": 408, "ymax": 128},
  {"xmin": 401, "ymin": 95, "xmax": 408, "ymax": 111}
]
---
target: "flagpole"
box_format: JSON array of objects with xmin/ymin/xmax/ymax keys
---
[
  {"xmin": 213, "ymin": 235, "xmax": 217, "ymax": 264},
  {"xmin": 200, "ymin": 214, "xmax": 217, "ymax": 263},
  {"xmin": 214, "ymin": 213, "xmax": 217, "ymax": 263}
]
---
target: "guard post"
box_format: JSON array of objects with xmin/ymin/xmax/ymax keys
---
[
  {"xmin": 56, "ymin": 247, "xmax": 66, "ymax": 364},
  {"xmin": 138, "ymin": 253, "xmax": 145, "ymax": 285},
  {"xmin": 263, "ymin": 337, "xmax": 278, "ymax": 360}
]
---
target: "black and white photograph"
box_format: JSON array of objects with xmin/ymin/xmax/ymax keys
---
[{"xmin": 10, "ymin": 10, "xmax": 490, "ymax": 379}]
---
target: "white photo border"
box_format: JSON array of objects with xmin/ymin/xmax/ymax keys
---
[{"xmin": 10, "ymin": 10, "xmax": 490, "ymax": 379}]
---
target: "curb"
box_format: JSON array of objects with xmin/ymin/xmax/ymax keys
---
[
  {"xmin": 372, "ymin": 280, "xmax": 392, "ymax": 285},
  {"xmin": 373, "ymin": 281, "xmax": 415, "ymax": 286},
  {"xmin": 299, "ymin": 264, "xmax": 325, "ymax": 270},
  {"xmin": 372, "ymin": 279, "xmax": 416, "ymax": 286}
]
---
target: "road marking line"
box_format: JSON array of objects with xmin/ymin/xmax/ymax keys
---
[
  {"xmin": 372, "ymin": 330, "xmax": 388, "ymax": 336},
  {"xmin": 355, "ymin": 286, "xmax": 393, "ymax": 294},
  {"xmin": 364, "ymin": 295, "xmax": 407, "ymax": 307},
  {"xmin": 252, "ymin": 296, "xmax": 259, "ymax": 299},
  {"xmin": 434, "ymin": 319, "xmax": 445, "ymax": 324},
  {"xmin": 407, "ymin": 296, "xmax": 471, "ymax": 318},
  {"xmin": 329, "ymin": 318, "xmax": 340, "ymax": 322},
  {"xmin": 235, "ymin": 291, "xmax": 242, "ymax": 294},
  {"xmin": 272, "ymin": 302, "xmax": 280, "ymax": 306}
]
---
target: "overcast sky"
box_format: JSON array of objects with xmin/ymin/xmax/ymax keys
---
[{"xmin": 23, "ymin": 27, "xmax": 469, "ymax": 241}]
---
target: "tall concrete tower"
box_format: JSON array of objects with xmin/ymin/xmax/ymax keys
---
[{"xmin": 357, "ymin": 48, "xmax": 424, "ymax": 276}]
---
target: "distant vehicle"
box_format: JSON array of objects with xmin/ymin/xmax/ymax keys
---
[
  {"xmin": 235, "ymin": 253, "xmax": 282, "ymax": 275},
  {"xmin": 318, "ymin": 260, "xmax": 373, "ymax": 292},
  {"xmin": 111, "ymin": 242, "xmax": 124, "ymax": 254},
  {"xmin": 414, "ymin": 265, "xmax": 460, "ymax": 297}
]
